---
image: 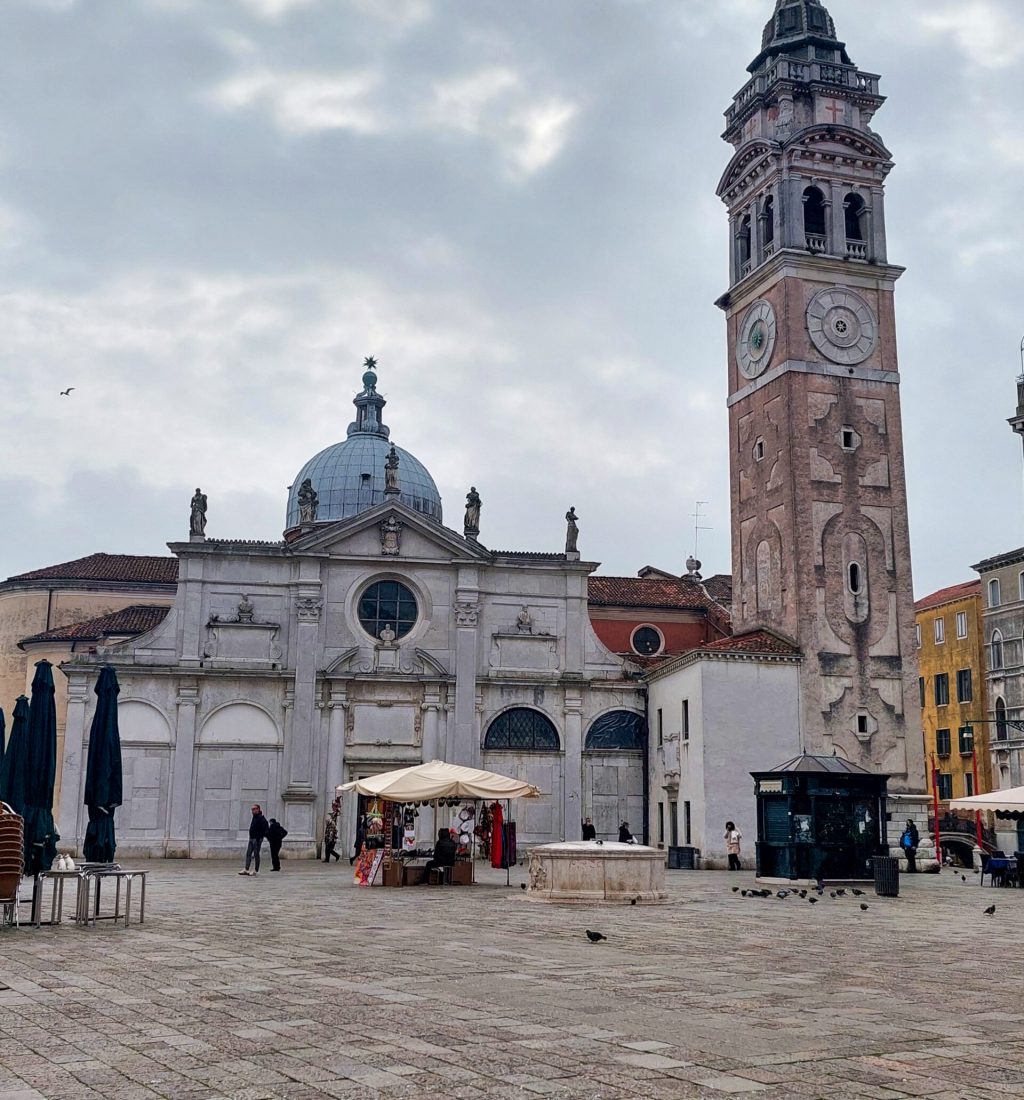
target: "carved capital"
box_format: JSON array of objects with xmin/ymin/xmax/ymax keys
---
[
  {"xmin": 296, "ymin": 596, "xmax": 322, "ymax": 623},
  {"xmin": 455, "ymin": 600, "xmax": 479, "ymax": 627}
]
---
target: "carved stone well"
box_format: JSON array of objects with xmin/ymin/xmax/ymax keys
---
[{"xmin": 526, "ymin": 841, "xmax": 667, "ymax": 904}]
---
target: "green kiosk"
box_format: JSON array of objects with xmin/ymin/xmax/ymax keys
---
[{"xmin": 752, "ymin": 754, "xmax": 890, "ymax": 883}]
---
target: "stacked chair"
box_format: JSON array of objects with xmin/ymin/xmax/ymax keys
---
[{"xmin": 0, "ymin": 802, "xmax": 25, "ymax": 928}]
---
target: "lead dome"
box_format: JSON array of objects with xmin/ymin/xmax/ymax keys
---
[{"xmin": 285, "ymin": 363, "xmax": 443, "ymax": 529}]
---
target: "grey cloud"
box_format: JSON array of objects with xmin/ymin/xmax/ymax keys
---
[{"xmin": 0, "ymin": 0, "xmax": 1022, "ymax": 594}]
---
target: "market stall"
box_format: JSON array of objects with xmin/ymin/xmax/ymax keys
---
[{"xmin": 337, "ymin": 760, "xmax": 539, "ymax": 887}]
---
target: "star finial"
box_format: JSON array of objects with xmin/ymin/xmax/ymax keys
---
[{"xmin": 364, "ymin": 356, "xmax": 378, "ymax": 371}]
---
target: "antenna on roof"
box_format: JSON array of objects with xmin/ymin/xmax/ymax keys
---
[{"xmin": 690, "ymin": 501, "xmax": 711, "ymax": 560}]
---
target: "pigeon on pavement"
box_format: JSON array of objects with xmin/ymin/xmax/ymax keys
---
[
  {"xmin": 983, "ymin": 905, "xmax": 996, "ymax": 916},
  {"xmin": 860, "ymin": 903, "xmax": 869, "ymax": 911},
  {"xmin": 586, "ymin": 929, "xmax": 607, "ymax": 942}
]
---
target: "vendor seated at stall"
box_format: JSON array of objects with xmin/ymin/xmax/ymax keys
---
[{"xmin": 422, "ymin": 828, "xmax": 458, "ymax": 883}]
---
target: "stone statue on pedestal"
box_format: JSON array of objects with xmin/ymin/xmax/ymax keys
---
[
  {"xmin": 190, "ymin": 488, "xmax": 207, "ymax": 537},
  {"xmin": 384, "ymin": 445, "xmax": 400, "ymax": 494},
  {"xmin": 379, "ymin": 624, "xmax": 397, "ymax": 646},
  {"xmin": 237, "ymin": 594, "xmax": 254, "ymax": 623},
  {"xmin": 565, "ymin": 507, "xmax": 579, "ymax": 554},
  {"xmin": 516, "ymin": 606, "xmax": 533, "ymax": 634},
  {"xmin": 297, "ymin": 479, "xmax": 319, "ymax": 524},
  {"xmin": 464, "ymin": 486, "xmax": 481, "ymax": 540}
]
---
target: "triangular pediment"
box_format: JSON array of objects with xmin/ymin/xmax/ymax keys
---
[{"xmin": 286, "ymin": 500, "xmax": 492, "ymax": 563}]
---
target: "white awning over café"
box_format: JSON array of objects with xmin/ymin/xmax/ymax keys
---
[
  {"xmin": 336, "ymin": 759, "xmax": 540, "ymax": 803},
  {"xmin": 949, "ymin": 786, "xmax": 1024, "ymax": 816}
]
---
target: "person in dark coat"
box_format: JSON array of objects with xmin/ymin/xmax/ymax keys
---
[
  {"xmin": 900, "ymin": 819, "xmax": 920, "ymax": 873},
  {"xmin": 239, "ymin": 804, "xmax": 269, "ymax": 876},
  {"xmin": 350, "ymin": 813, "xmax": 366, "ymax": 865},
  {"xmin": 267, "ymin": 817, "xmax": 288, "ymax": 871},
  {"xmin": 423, "ymin": 828, "xmax": 458, "ymax": 882},
  {"xmin": 618, "ymin": 822, "xmax": 636, "ymax": 844},
  {"xmin": 582, "ymin": 817, "xmax": 597, "ymax": 841}
]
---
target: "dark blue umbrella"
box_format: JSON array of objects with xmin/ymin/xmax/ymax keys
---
[
  {"xmin": 22, "ymin": 661, "xmax": 59, "ymax": 874},
  {"xmin": 0, "ymin": 696, "xmax": 29, "ymax": 809},
  {"xmin": 0, "ymin": 707, "xmax": 6, "ymax": 762},
  {"xmin": 83, "ymin": 666, "xmax": 122, "ymax": 863}
]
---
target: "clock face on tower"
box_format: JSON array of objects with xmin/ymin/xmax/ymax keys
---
[
  {"xmin": 736, "ymin": 299, "xmax": 777, "ymax": 380},
  {"xmin": 806, "ymin": 287, "xmax": 878, "ymax": 366}
]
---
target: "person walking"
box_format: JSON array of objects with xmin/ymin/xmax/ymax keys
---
[
  {"xmin": 724, "ymin": 821, "xmax": 742, "ymax": 871},
  {"xmin": 267, "ymin": 817, "xmax": 288, "ymax": 871},
  {"xmin": 900, "ymin": 818, "xmax": 920, "ymax": 873},
  {"xmin": 323, "ymin": 816, "xmax": 341, "ymax": 863},
  {"xmin": 239, "ymin": 803, "xmax": 269, "ymax": 875},
  {"xmin": 582, "ymin": 817, "xmax": 597, "ymax": 841}
]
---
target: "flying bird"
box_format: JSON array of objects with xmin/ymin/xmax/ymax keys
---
[
  {"xmin": 586, "ymin": 929, "xmax": 606, "ymax": 942},
  {"xmin": 60, "ymin": 387, "xmax": 74, "ymax": 396},
  {"xmin": 983, "ymin": 905, "xmax": 996, "ymax": 916},
  {"xmin": 859, "ymin": 903, "xmax": 869, "ymax": 911}
]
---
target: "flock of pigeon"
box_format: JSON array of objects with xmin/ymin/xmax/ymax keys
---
[{"xmin": 732, "ymin": 883, "xmax": 871, "ymax": 910}]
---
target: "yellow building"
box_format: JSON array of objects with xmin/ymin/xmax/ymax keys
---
[
  {"xmin": 0, "ymin": 554, "xmax": 176, "ymax": 808},
  {"xmin": 915, "ymin": 580, "xmax": 992, "ymax": 852}
]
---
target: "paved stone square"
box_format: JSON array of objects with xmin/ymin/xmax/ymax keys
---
[{"xmin": 1, "ymin": 862, "xmax": 1022, "ymax": 1099}]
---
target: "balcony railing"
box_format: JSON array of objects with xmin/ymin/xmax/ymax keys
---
[
  {"xmin": 764, "ymin": 242, "xmax": 776, "ymax": 259},
  {"xmin": 846, "ymin": 240, "xmax": 867, "ymax": 260},
  {"xmin": 805, "ymin": 233, "xmax": 827, "ymax": 254},
  {"xmin": 725, "ymin": 64, "xmax": 881, "ymax": 129},
  {"xmin": 740, "ymin": 259, "xmax": 753, "ymax": 277}
]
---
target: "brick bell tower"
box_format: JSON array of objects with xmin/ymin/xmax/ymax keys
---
[{"xmin": 717, "ymin": 0, "xmax": 925, "ymax": 794}]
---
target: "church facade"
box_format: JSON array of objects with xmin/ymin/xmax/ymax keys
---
[{"xmin": 57, "ymin": 366, "xmax": 646, "ymax": 858}]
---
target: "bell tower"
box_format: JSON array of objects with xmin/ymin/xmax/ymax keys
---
[{"xmin": 717, "ymin": 0, "xmax": 925, "ymax": 791}]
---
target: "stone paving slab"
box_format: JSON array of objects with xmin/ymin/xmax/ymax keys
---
[{"xmin": 0, "ymin": 863, "xmax": 1022, "ymax": 1098}]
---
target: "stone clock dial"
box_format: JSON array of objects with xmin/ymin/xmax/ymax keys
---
[
  {"xmin": 736, "ymin": 299, "xmax": 777, "ymax": 380},
  {"xmin": 806, "ymin": 287, "xmax": 878, "ymax": 366}
]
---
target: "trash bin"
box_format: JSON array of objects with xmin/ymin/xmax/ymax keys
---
[
  {"xmin": 667, "ymin": 845, "xmax": 700, "ymax": 870},
  {"xmin": 873, "ymin": 855, "xmax": 899, "ymax": 898}
]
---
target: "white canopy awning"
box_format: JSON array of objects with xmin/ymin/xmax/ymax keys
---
[
  {"xmin": 949, "ymin": 786, "xmax": 1024, "ymax": 815},
  {"xmin": 336, "ymin": 760, "xmax": 541, "ymax": 802}
]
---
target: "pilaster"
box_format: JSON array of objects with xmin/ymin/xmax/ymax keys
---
[
  {"xmin": 167, "ymin": 681, "xmax": 199, "ymax": 857},
  {"xmin": 562, "ymin": 692, "xmax": 584, "ymax": 842},
  {"xmin": 57, "ymin": 672, "xmax": 90, "ymax": 852}
]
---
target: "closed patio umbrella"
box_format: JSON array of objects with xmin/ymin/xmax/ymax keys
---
[
  {"xmin": 83, "ymin": 666, "xmax": 122, "ymax": 863},
  {"xmin": 0, "ymin": 696, "xmax": 29, "ymax": 810},
  {"xmin": 0, "ymin": 707, "xmax": 5, "ymax": 761},
  {"xmin": 22, "ymin": 660, "xmax": 59, "ymax": 875}
]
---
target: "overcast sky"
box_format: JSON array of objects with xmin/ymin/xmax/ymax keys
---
[{"xmin": 1, "ymin": 0, "xmax": 1022, "ymax": 597}]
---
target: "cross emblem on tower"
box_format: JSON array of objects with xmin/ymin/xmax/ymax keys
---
[{"xmin": 823, "ymin": 100, "xmax": 844, "ymax": 124}]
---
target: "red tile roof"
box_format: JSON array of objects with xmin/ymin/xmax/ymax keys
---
[
  {"xmin": 5, "ymin": 553, "xmax": 179, "ymax": 586},
  {"xmin": 915, "ymin": 580, "xmax": 981, "ymax": 613},
  {"xmin": 19, "ymin": 605, "xmax": 171, "ymax": 647},
  {"xmin": 702, "ymin": 629, "xmax": 801, "ymax": 657},
  {"xmin": 588, "ymin": 576, "xmax": 729, "ymax": 613}
]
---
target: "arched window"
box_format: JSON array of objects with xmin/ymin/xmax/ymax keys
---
[
  {"xmin": 992, "ymin": 630, "xmax": 1004, "ymax": 671},
  {"xmin": 484, "ymin": 708, "xmax": 559, "ymax": 752},
  {"xmin": 996, "ymin": 697, "xmax": 1008, "ymax": 741},
  {"xmin": 848, "ymin": 562, "xmax": 863, "ymax": 595},
  {"xmin": 989, "ymin": 578, "xmax": 1001, "ymax": 608},
  {"xmin": 585, "ymin": 711, "xmax": 645, "ymax": 752},
  {"xmin": 756, "ymin": 540, "xmax": 772, "ymax": 612},
  {"xmin": 844, "ymin": 192, "xmax": 867, "ymax": 242},
  {"xmin": 803, "ymin": 186, "xmax": 827, "ymax": 245},
  {"xmin": 1018, "ymin": 571, "xmax": 1024, "ymax": 602},
  {"xmin": 738, "ymin": 213, "xmax": 752, "ymax": 273},
  {"xmin": 763, "ymin": 195, "xmax": 775, "ymax": 250}
]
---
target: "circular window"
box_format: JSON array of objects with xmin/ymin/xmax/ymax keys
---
[
  {"xmin": 357, "ymin": 579, "xmax": 418, "ymax": 641},
  {"xmin": 631, "ymin": 626, "xmax": 663, "ymax": 656}
]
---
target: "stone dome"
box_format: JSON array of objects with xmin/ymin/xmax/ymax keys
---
[
  {"xmin": 285, "ymin": 362, "xmax": 443, "ymax": 529},
  {"xmin": 753, "ymin": 1, "xmax": 850, "ymax": 70}
]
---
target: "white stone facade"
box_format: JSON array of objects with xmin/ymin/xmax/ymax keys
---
[
  {"xmin": 57, "ymin": 502, "xmax": 645, "ymax": 858},
  {"xmin": 646, "ymin": 648, "xmax": 802, "ymax": 868}
]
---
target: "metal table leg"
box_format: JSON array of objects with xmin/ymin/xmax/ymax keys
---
[{"xmin": 139, "ymin": 875, "xmax": 146, "ymax": 924}]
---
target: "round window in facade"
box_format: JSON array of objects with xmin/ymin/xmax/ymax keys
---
[
  {"xmin": 357, "ymin": 579, "xmax": 418, "ymax": 641},
  {"xmin": 630, "ymin": 625, "xmax": 664, "ymax": 656}
]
